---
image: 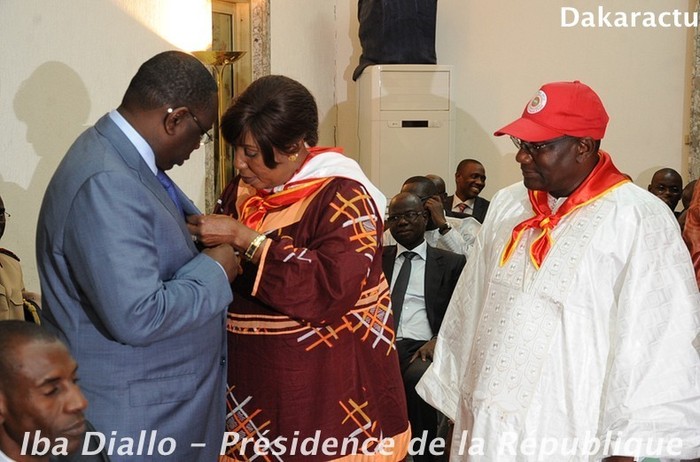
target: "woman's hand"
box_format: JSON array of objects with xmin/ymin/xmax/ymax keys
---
[
  {"xmin": 187, "ymin": 214, "xmax": 239, "ymax": 248},
  {"xmin": 187, "ymin": 214, "xmax": 260, "ymax": 253}
]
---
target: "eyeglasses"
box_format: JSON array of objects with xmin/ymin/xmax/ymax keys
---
[
  {"xmin": 167, "ymin": 108, "xmax": 214, "ymax": 146},
  {"xmin": 186, "ymin": 110, "xmax": 214, "ymax": 146},
  {"xmin": 386, "ymin": 211, "xmax": 425, "ymax": 224},
  {"xmin": 510, "ymin": 135, "xmax": 571, "ymax": 156},
  {"xmin": 0, "ymin": 208, "xmax": 9, "ymax": 219}
]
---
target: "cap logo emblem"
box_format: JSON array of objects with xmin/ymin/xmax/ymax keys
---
[{"xmin": 527, "ymin": 90, "xmax": 547, "ymax": 114}]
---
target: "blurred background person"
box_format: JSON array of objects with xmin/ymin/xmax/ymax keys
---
[
  {"xmin": 189, "ymin": 75, "xmax": 409, "ymax": 461},
  {"xmin": 648, "ymin": 167, "xmax": 683, "ymax": 216},
  {"xmin": 678, "ymin": 179, "xmax": 696, "ymax": 231},
  {"xmin": 384, "ymin": 176, "xmax": 480, "ymax": 258},
  {"xmin": 683, "ymin": 176, "xmax": 700, "ymax": 288},
  {"xmin": 0, "ymin": 192, "xmax": 40, "ymax": 323},
  {"xmin": 446, "ymin": 159, "xmax": 489, "ymax": 223},
  {"xmin": 426, "ymin": 174, "xmax": 449, "ymax": 210}
]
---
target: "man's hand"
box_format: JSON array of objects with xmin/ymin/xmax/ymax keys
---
[
  {"xmin": 202, "ymin": 244, "xmax": 240, "ymax": 282},
  {"xmin": 410, "ymin": 338, "xmax": 437, "ymax": 363},
  {"xmin": 424, "ymin": 196, "xmax": 448, "ymax": 229}
]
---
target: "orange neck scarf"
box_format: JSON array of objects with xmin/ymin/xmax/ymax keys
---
[
  {"xmin": 239, "ymin": 147, "xmax": 342, "ymax": 230},
  {"xmin": 500, "ymin": 151, "xmax": 629, "ymax": 269}
]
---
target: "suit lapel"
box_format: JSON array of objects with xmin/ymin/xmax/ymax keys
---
[
  {"xmin": 382, "ymin": 245, "xmax": 397, "ymax": 282},
  {"xmin": 424, "ymin": 246, "xmax": 442, "ymax": 319},
  {"xmin": 444, "ymin": 195, "xmax": 454, "ymax": 216},
  {"xmin": 94, "ymin": 115, "xmax": 198, "ymax": 249}
]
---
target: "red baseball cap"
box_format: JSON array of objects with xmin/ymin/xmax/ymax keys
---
[{"xmin": 494, "ymin": 81, "xmax": 609, "ymax": 141}]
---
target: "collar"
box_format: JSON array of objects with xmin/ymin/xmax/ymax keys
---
[
  {"xmin": 500, "ymin": 150, "xmax": 629, "ymax": 269},
  {"xmin": 109, "ymin": 109, "xmax": 157, "ymax": 175},
  {"xmin": 396, "ymin": 240, "xmax": 427, "ymax": 261},
  {"xmin": 453, "ymin": 197, "xmax": 475, "ymax": 209},
  {"xmin": 281, "ymin": 147, "xmax": 387, "ymax": 216}
]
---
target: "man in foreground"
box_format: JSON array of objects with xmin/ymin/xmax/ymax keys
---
[
  {"xmin": 417, "ymin": 81, "xmax": 700, "ymax": 461},
  {"xmin": 36, "ymin": 51, "xmax": 237, "ymax": 461},
  {"xmin": 0, "ymin": 321, "xmax": 109, "ymax": 461}
]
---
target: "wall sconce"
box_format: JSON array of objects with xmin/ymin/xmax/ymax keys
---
[{"xmin": 192, "ymin": 51, "xmax": 246, "ymax": 196}]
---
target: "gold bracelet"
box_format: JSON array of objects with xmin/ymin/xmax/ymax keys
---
[{"xmin": 244, "ymin": 234, "xmax": 267, "ymax": 261}]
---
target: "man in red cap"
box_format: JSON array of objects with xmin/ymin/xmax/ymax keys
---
[{"xmin": 417, "ymin": 81, "xmax": 700, "ymax": 461}]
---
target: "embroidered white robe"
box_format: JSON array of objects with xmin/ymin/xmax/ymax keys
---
[{"xmin": 417, "ymin": 181, "xmax": 700, "ymax": 461}]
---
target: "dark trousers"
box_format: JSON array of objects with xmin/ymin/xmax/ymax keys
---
[{"xmin": 397, "ymin": 338, "xmax": 440, "ymax": 462}]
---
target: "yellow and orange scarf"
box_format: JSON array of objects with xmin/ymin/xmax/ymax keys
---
[
  {"xmin": 238, "ymin": 147, "xmax": 343, "ymax": 230},
  {"xmin": 500, "ymin": 151, "xmax": 629, "ymax": 269}
]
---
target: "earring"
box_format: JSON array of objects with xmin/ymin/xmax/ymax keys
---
[{"xmin": 288, "ymin": 153, "xmax": 299, "ymax": 162}]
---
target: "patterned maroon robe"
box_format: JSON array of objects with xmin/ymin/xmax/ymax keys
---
[{"xmin": 216, "ymin": 175, "xmax": 409, "ymax": 461}]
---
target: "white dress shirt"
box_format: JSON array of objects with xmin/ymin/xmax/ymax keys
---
[
  {"xmin": 452, "ymin": 197, "xmax": 475, "ymax": 215},
  {"xmin": 390, "ymin": 240, "xmax": 433, "ymax": 341}
]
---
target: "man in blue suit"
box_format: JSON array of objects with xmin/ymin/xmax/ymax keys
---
[{"xmin": 36, "ymin": 51, "xmax": 238, "ymax": 461}]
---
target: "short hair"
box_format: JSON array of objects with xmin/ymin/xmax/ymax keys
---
[
  {"xmin": 456, "ymin": 159, "xmax": 482, "ymax": 173},
  {"xmin": 652, "ymin": 168, "xmax": 682, "ymax": 181},
  {"xmin": 389, "ymin": 192, "xmax": 424, "ymax": 211},
  {"xmin": 220, "ymin": 75, "xmax": 319, "ymax": 169},
  {"xmin": 426, "ymin": 174, "xmax": 446, "ymax": 194},
  {"xmin": 0, "ymin": 321, "xmax": 62, "ymax": 389},
  {"xmin": 121, "ymin": 51, "xmax": 217, "ymax": 113},
  {"xmin": 402, "ymin": 176, "xmax": 438, "ymax": 198}
]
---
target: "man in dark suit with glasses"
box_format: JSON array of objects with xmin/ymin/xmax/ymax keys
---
[{"xmin": 383, "ymin": 192, "xmax": 465, "ymax": 462}]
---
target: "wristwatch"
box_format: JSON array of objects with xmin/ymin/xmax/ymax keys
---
[{"xmin": 438, "ymin": 222, "xmax": 451, "ymax": 234}]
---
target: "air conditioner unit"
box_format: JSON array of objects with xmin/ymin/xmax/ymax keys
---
[{"xmin": 358, "ymin": 64, "xmax": 455, "ymax": 198}]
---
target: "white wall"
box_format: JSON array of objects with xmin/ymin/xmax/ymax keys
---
[
  {"xmin": 334, "ymin": 0, "xmax": 693, "ymax": 200},
  {"xmin": 270, "ymin": 0, "xmax": 338, "ymax": 146},
  {"xmin": 0, "ymin": 0, "xmax": 213, "ymax": 290}
]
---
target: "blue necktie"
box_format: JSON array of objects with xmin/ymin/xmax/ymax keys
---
[{"xmin": 156, "ymin": 170, "xmax": 184, "ymax": 216}]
